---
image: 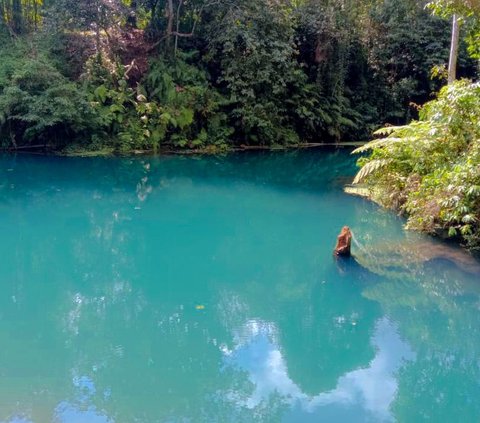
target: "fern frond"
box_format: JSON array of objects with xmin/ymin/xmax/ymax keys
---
[
  {"xmin": 352, "ymin": 137, "xmax": 413, "ymax": 154},
  {"xmin": 373, "ymin": 126, "xmax": 401, "ymax": 136},
  {"xmin": 353, "ymin": 159, "xmax": 392, "ymax": 184}
]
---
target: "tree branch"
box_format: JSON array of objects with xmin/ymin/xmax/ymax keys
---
[{"xmin": 171, "ymin": 30, "xmax": 194, "ymax": 38}]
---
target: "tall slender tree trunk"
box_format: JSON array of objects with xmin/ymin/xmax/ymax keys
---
[
  {"xmin": 174, "ymin": 0, "xmax": 183, "ymax": 57},
  {"xmin": 127, "ymin": 0, "xmax": 137, "ymax": 28},
  {"xmin": 0, "ymin": 0, "xmax": 5, "ymax": 27},
  {"xmin": 166, "ymin": 0, "xmax": 174, "ymax": 50},
  {"xmin": 93, "ymin": 0, "xmax": 102, "ymax": 61},
  {"xmin": 448, "ymin": 14, "xmax": 460, "ymax": 84},
  {"xmin": 33, "ymin": 0, "xmax": 38, "ymax": 30},
  {"xmin": 12, "ymin": 0, "xmax": 22, "ymax": 34}
]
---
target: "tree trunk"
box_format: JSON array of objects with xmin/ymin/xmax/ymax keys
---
[
  {"xmin": 94, "ymin": 0, "xmax": 101, "ymax": 61},
  {"xmin": 12, "ymin": 0, "xmax": 22, "ymax": 34},
  {"xmin": 33, "ymin": 0, "xmax": 38, "ymax": 30},
  {"xmin": 166, "ymin": 0, "xmax": 174, "ymax": 49},
  {"xmin": 174, "ymin": 0, "xmax": 183, "ymax": 57},
  {"xmin": 0, "ymin": 0, "xmax": 4, "ymax": 27},
  {"xmin": 448, "ymin": 14, "xmax": 460, "ymax": 84},
  {"xmin": 127, "ymin": 0, "xmax": 137, "ymax": 28}
]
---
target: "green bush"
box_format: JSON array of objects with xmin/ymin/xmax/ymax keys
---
[
  {"xmin": 86, "ymin": 53, "xmax": 233, "ymax": 152},
  {"xmin": 144, "ymin": 54, "xmax": 233, "ymax": 148},
  {"xmin": 353, "ymin": 81, "xmax": 480, "ymax": 249},
  {"xmin": 1, "ymin": 0, "xmax": 476, "ymax": 151},
  {"xmin": 0, "ymin": 40, "xmax": 93, "ymax": 147}
]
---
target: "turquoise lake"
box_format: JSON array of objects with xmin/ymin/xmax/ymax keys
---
[{"xmin": 1, "ymin": 149, "xmax": 480, "ymax": 423}]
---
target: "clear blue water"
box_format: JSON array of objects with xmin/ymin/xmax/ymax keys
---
[{"xmin": 0, "ymin": 150, "xmax": 480, "ymax": 422}]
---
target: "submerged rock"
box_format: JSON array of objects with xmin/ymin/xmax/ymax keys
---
[
  {"xmin": 334, "ymin": 226, "xmax": 352, "ymax": 257},
  {"xmin": 344, "ymin": 184, "xmax": 370, "ymax": 199},
  {"xmin": 354, "ymin": 239, "xmax": 480, "ymax": 278}
]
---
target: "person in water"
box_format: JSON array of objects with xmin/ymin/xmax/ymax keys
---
[{"xmin": 334, "ymin": 226, "xmax": 352, "ymax": 257}]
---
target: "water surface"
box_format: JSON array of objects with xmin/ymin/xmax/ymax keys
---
[{"xmin": 0, "ymin": 150, "xmax": 479, "ymax": 422}]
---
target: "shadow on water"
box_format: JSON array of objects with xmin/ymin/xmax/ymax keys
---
[{"xmin": 0, "ymin": 148, "xmax": 358, "ymax": 199}]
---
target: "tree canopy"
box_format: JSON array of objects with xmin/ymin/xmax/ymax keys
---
[{"xmin": 0, "ymin": 0, "xmax": 477, "ymax": 152}]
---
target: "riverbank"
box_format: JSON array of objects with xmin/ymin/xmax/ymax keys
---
[
  {"xmin": 350, "ymin": 82, "xmax": 480, "ymax": 252},
  {"xmin": 3, "ymin": 142, "xmax": 367, "ymax": 157}
]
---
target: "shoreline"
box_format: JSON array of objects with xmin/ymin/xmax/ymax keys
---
[{"xmin": 1, "ymin": 142, "xmax": 366, "ymax": 158}]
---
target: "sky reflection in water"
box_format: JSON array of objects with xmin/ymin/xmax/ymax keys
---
[
  {"xmin": 222, "ymin": 317, "xmax": 415, "ymax": 422},
  {"xmin": 6, "ymin": 316, "xmax": 414, "ymax": 423}
]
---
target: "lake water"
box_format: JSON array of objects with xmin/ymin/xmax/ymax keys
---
[{"xmin": 1, "ymin": 150, "xmax": 480, "ymax": 423}]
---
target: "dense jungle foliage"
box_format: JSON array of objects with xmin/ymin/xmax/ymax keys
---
[
  {"xmin": 353, "ymin": 1, "xmax": 480, "ymax": 250},
  {"xmin": 0, "ymin": 0, "xmax": 476, "ymax": 152}
]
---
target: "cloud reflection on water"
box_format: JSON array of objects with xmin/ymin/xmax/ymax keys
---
[
  {"xmin": 53, "ymin": 375, "xmax": 112, "ymax": 423},
  {"xmin": 222, "ymin": 317, "xmax": 415, "ymax": 422}
]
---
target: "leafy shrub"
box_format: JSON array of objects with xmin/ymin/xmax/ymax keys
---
[
  {"xmin": 204, "ymin": 1, "xmax": 309, "ymax": 145},
  {"xmin": 87, "ymin": 53, "xmax": 233, "ymax": 152},
  {"xmin": 353, "ymin": 81, "xmax": 480, "ymax": 249},
  {"xmin": 144, "ymin": 54, "xmax": 233, "ymax": 148},
  {"xmin": 0, "ymin": 40, "xmax": 93, "ymax": 147}
]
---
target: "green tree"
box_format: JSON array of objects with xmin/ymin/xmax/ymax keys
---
[{"xmin": 428, "ymin": 0, "xmax": 480, "ymax": 82}]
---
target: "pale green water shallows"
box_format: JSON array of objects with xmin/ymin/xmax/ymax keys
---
[{"xmin": 1, "ymin": 150, "xmax": 480, "ymax": 423}]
